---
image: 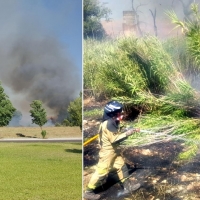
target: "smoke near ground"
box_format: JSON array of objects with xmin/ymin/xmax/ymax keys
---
[
  {"xmin": 99, "ymin": 0, "xmax": 200, "ymax": 94},
  {"xmin": 100, "ymin": 0, "xmax": 200, "ymax": 38},
  {"xmin": 0, "ymin": 1, "xmax": 81, "ymax": 126}
]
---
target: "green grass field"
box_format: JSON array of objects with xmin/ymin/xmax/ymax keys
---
[{"xmin": 0, "ymin": 143, "xmax": 82, "ymax": 200}]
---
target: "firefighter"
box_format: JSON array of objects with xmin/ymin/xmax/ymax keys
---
[{"xmin": 84, "ymin": 100, "xmax": 141, "ymax": 200}]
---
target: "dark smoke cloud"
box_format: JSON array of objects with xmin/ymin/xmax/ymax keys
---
[
  {"xmin": 0, "ymin": 35, "xmax": 81, "ymax": 123},
  {"xmin": 6, "ymin": 36, "xmax": 78, "ymax": 107},
  {"xmin": 0, "ymin": 1, "xmax": 81, "ymax": 125}
]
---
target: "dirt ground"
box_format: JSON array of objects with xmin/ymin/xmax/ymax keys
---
[
  {"xmin": 0, "ymin": 126, "xmax": 81, "ymax": 139},
  {"xmin": 83, "ymin": 98, "xmax": 200, "ymax": 200}
]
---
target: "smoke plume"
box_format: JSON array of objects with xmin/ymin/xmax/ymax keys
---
[{"xmin": 0, "ymin": 1, "xmax": 81, "ymax": 125}]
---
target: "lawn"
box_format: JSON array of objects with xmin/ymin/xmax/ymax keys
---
[{"xmin": 0, "ymin": 143, "xmax": 82, "ymax": 200}]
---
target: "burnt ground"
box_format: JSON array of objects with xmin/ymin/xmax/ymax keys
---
[{"xmin": 83, "ymin": 99, "xmax": 200, "ymax": 200}]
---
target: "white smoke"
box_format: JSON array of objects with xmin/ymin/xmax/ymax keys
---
[{"xmin": 100, "ymin": 0, "xmax": 200, "ymax": 38}]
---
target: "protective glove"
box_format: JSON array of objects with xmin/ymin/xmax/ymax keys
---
[{"xmin": 126, "ymin": 127, "xmax": 140, "ymax": 136}]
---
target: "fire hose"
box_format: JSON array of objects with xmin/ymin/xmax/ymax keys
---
[
  {"xmin": 83, "ymin": 134, "xmax": 99, "ymax": 146},
  {"xmin": 83, "ymin": 128, "xmax": 154, "ymax": 147}
]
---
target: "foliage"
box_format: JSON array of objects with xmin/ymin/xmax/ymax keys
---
[
  {"xmin": 118, "ymin": 36, "xmax": 175, "ymax": 94},
  {"xmin": 123, "ymin": 114, "xmax": 200, "ymax": 160},
  {"xmin": 62, "ymin": 92, "xmax": 82, "ymax": 130},
  {"xmin": 84, "ymin": 108, "xmax": 103, "ymax": 119},
  {"xmin": 84, "ymin": 0, "xmax": 111, "ymax": 40},
  {"xmin": 84, "ymin": 36, "xmax": 200, "ymax": 115},
  {"xmin": 84, "ymin": 3, "xmax": 200, "ymax": 160},
  {"xmin": 166, "ymin": 3, "xmax": 200, "ymax": 69},
  {"xmin": 0, "ymin": 82, "xmax": 16, "ymax": 126},
  {"xmin": 84, "ymin": 39, "xmax": 113, "ymax": 98},
  {"xmin": 84, "ymin": 35, "xmax": 200, "ymax": 160},
  {"xmin": 178, "ymin": 145, "xmax": 198, "ymax": 160},
  {"xmin": 41, "ymin": 130, "xmax": 47, "ymax": 139},
  {"xmin": 30, "ymin": 100, "xmax": 47, "ymax": 129},
  {"xmin": 62, "ymin": 119, "xmax": 71, "ymax": 127},
  {"xmin": 162, "ymin": 36, "xmax": 199, "ymax": 87}
]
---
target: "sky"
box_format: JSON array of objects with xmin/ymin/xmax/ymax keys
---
[
  {"xmin": 0, "ymin": 0, "xmax": 82, "ymax": 126},
  {"xmin": 99, "ymin": 0, "xmax": 200, "ymax": 38}
]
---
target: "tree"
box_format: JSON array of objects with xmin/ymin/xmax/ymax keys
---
[
  {"xmin": 149, "ymin": 8, "xmax": 158, "ymax": 37},
  {"xmin": 0, "ymin": 82, "xmax": 16, "ymax": 126},
  {"xmin": 179, "ymin": 0, "xmax": 193, "ymax": 21},
  {"xmin": 30, "ymin": 100, "xmax": 47, "ymax": 138},
  {"xmin": 131, "ymin": 0, "xmax": 144, "ymax": 36},
  {"xmin": 62, "ymin": 93, "xmax": 82, "ymax": 130},
  {"xmin": 84, "ymin": 0, "xmax": 111, "ymax": 40}
]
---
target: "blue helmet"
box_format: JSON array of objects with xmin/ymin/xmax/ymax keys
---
[{"xmin": 103, "ymin": 100, "xmax": 123, "ymax": 121}]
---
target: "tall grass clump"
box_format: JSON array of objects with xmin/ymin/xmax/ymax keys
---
[
  {"xmin": 118, "ymin": 36, "xmax": 175, "ymax": 94},
  {"xmin": 122, "ymin": 114, "xmax": 200, "ymax": 160},
  {"xmin": 84, "ymin": 39, "xmax": 118, "ymax": 98},
  {"xmin": 166, "ymin": 3, "xmax": 200, "ymax": 71},
  {"xmin": 85, "ymin": 37, "xmax": 158, "ymax": 112},
  {"xmin": 84, "ymin": 35, "xmax": 200, "ymax": 115},
  {"xmin": 163, "ymin": 37, "xmax": 192, "ymax": 75},
  {"xmin": 84, "ymin": 27, "xmax": 200, "ymax": 159}
]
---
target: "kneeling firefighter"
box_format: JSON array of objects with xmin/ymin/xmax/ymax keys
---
[{"xmin": 84, "ymin": 100, "xmax": 141, "ymax": 200}]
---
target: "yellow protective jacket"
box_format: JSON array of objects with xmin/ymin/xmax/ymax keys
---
[{"xmin": 99, "ymin": 118, "xmax": 127, "ymax": 150}]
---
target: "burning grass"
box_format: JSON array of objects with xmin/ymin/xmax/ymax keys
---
[
  {"xmin": 84, "ymin": 137, "xmax": 200, "ymax": 200},
  {"xmin": 83, "ymin": 99, "xmax": 200, "ymax": 199},
  {"xmin": 121, "ymin": 114, "xmax": 200, "ymax": 160},
  {"xmin": 0, "ymin": 126, "xmax": 81, "ymax": 139}
]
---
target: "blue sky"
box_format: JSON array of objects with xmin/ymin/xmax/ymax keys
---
[{"xmin": 22, "ymin": 0, "xmax": 83, "ymax": 73}]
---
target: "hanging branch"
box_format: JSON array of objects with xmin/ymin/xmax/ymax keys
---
[
  {"xmin": 131, "ymin": 0, "xmax": 146, "ymax": 36},
  {"xmin": 149, "ymin": 8, "xmax": 158, "ymax": 37},
  {"xmin": 179, "ymin": 0, "xmax": 193, "ymax": 21}
]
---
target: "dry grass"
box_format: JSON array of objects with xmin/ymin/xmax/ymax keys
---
[{"xmin": 0, "ymin": 126, "xmax": 81, "ymax": 139}]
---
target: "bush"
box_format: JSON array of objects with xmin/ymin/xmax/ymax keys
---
[{"xmin": 41, "ymin": 130, "xmax": 47, "ymax": 139}]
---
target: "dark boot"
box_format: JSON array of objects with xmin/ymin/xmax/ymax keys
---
[
  {"xmin": 119, "ymin": 179, "xmax": 140, "ymax": 196},
  {"xmin": 84, "ymin": 189, "xmax": 101, "ymax": 200},
  {"xmin": 123, "ymin": 179, "xmax": 140, "ymax": 192}
]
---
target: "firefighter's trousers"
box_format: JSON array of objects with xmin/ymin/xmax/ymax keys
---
[{"xmin": 87, "ymin": 148, "xmax": 128, "ymax": 190}]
